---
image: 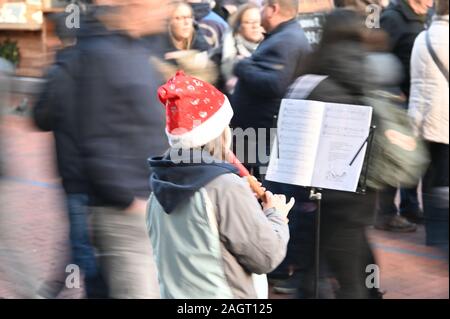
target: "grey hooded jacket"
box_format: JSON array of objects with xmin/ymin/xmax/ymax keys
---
[{"xmin": 146, "ymin": 151, "xmax": 290, "ymax": 298}]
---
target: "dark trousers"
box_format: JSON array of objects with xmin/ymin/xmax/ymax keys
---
[
  {"xmin": 318, "ymin": 190, "xmax": 378, "ymax": 299},
  {"xmin": 66, "ymin": 193, "xmax": 107, "ymax": 298},
  {"xmin": 422, "ymin": 142, "xmax": 449, "ymax": 250},
  {"xmin": 377, "ymin": 185, "xmax": 421, "ymax": 219}
]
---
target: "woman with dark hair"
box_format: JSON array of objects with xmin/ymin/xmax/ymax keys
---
[{"xmin": 288, "ymin": 9, "xmax": 384, "ymax": 299}]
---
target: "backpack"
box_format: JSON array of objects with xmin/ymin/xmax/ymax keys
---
[{"xmin": 364, "ymin": 91, "xmax": 430, "ymax": 189}]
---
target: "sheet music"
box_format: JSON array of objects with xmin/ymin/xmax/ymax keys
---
[
  {"xmin": 311, "ymin": 102, "xmax": 372, "ymax": 192},
  {"xmin": 266, "ymin": 99, "xmax": 372, "ymax": 192},
  {"xmin": 266, "ymin": 99, "xmax": 324, "ymax": 186}
]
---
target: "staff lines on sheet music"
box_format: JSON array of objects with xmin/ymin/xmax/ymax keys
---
[
  {"xmin": 279, "ymin": 143, "xmax": 314, "ymax": 148},
  {"xmin": 280, "ymin": 122, "xmax": 320, "ymax": 128},
  {"xmin": 279, "ymin": 127, "xmax": 313, "ymax": 134},
  {"xmin": 278, "ymin": 150, "xmax": 314, "ymax": 159},
  {"xmin": 278, "ymin": 134, "xmax": 316, "ymax": 140},
  {"xmin": 283, "ymin": 109, "xmax": 319, "ymax": 116},
  {"xmin": 280, "ymin": 113, "xmax": 319, "ymax": 119},
  {"xmin": 322, "ymin": 133, "xmax": 366, "ymax": 138},
  {"xmin": 276, "ymin": 159, "xmax": 311, "ymax": 167},
  {"xmin": 323, "ymin": 125, "xmax": 366, "ymax": 131},
  {"xmin": 272, "ymin": 169, "xmax": 306, "ymax": 176},
  {"xmin": 324, "ymin": 109, "xmax": 368, "ymax": 116},
  {"xmin": 278, "ymin": 149, "xmax": 310, "ymax": 155}
]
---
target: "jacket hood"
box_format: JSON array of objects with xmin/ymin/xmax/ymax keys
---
[
  {"xmin": 76, "ymin": 6, "xmax": 118, "ymax": 38},
  {"xmin": 190, "ymin": 2, "xmax": 211, "ymax": 21},
  {"xmin": 393, "ymin": 0, "xmax": 428, "ymax": 23},
  {"xmin": 149, "ymin": 150, "xmax": 239, "ymax": 214}
]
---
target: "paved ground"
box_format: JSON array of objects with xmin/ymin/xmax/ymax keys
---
[{"xmin": 0, "ymin": 112, "xmax": 448, "ymax": 299}]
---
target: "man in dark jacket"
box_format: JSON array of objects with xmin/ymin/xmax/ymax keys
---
[
  {"xmin": 73, "ymin": 1, "xmax": 171, "ymax": 298},
  {"xmin": 231, "ymin": 0, "xmax": 311, "ymax": 177},
  {"xmin": 229, "ymin": 0, "xmax": 311, "ymax": 293},
  {"xmin": 32, "ymin": 9, "xmax": 111, "ymax": 298},
  {"xmin": 377, "ymin": 0, "xmax": 433, "ymax": 232},
  {"xmin": 381, "ymin": 0, "xmax": 432, "ymax": 98}
]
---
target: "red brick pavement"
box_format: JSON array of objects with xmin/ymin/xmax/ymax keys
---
[{"xmin": 0, "ymin": 114, "xmax": 448, "ymax": 299}]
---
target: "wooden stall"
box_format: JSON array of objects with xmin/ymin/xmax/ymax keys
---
[{"xmin": 0, "ymin": 0, "xmax": 65, "ymax": 77}]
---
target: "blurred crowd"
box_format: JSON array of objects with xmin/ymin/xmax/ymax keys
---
[{"xmin": 0, "ymin": 0, "xmax": 448, "ymax": 299}]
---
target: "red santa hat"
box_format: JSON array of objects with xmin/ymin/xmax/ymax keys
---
[{"xmin": 157, "ymin": 70, "xmax": 234, "ymax": 149}]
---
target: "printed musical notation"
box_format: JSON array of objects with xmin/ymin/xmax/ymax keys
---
[{"xmin": 266, "ymin": 99, "xmax": 372, "ymax": 192}]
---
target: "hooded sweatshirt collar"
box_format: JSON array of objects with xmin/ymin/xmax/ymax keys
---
[
  {"xmin": 190, "ymin": 2, "xmax": 211, "ymax": 21},
  {"xmin": 396, "ymin": 0, "xmax": 427, "ymax": 23},
  {"xmin": 149, "ymin": 150, "xmax": 239, "ymax": 214}
]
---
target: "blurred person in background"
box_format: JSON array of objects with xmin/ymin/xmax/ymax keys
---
[
  {"xmin": 0, "ymin": 58, "xmax": 12, "ymax": 176},
  {"xmin": 334, "ymin": 0, "xmax": 389, "ymax": 11},
  {"xmin": 286, "ymin": 9, "xmax": 383, "ymax": 298},
  {"xmin": 169, "ymin": 2, "xmax": 211, "ymax": 52},
  {"xmin": 228, "ymin": 0, "xmax": 310, "ymax": 294},
  {"xmin": 231, "ymin": 0, "xmax": 311, "ymax": 178},
  {"xmin": 376, "ymin": 0, "xmax": 434, "ymax": 233},
  {"xmin": 409, "ymin": 0, "xmax": 448, "ymax": 254},
  {"xmin": 32, "ymin": 9, "xmax": 107, "ymax": 298},
  {"xmin": 213, "ymin": 0, "xmax": 252, "ymax": 21},
  {"xmin": 73, "ymin": 0, "xmax": 171, "ymax": 298},
  {"xmin": 187, "ymin": 0, "xmax": 230, "ymax": 48},
  {"xmin": 221, "ymin": 3, "xmax": 264, "ymax": 95},
  {"xmin": 0, "ymin": 59, "xmax": 44, "ymax": 298},
  {"xmin": 150, "ymin": 1, "xmax": 219, "ymax": 84}
]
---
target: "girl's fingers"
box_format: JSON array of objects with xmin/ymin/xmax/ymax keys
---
[{"xmin": 286, "ymin": 197, "xmax": 295, "ymax": 211}]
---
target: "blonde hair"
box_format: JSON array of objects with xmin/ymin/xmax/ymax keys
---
[
  {"xmin": 202, "ymin": 127, "xmax": 232, "ymax": 161},
  {"xmin": 169, "ymin": 2, "xmax": 195, "ymax": 50}
]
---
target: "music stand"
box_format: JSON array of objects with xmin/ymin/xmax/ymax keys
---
[{"xmin": 309, "ymin": 125, "xmax": 376, "ymax": 299}]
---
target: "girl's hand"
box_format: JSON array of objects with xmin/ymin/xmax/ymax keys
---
[{"xmin": 262, "ymin": 191, "xmax": 295, "ymax": 222}]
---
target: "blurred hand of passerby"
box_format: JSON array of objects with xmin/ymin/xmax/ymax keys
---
[
  {"xmin": 262, "ymin": 191, "xmax": 294, "ymax": 223},
  {"xmin": 226, "ymin": 77, "xmax": 238, "ymax": 93},
  {"xmin": 154, "ymin": 50, "xmax": 219, "ymax": 84},
  {"xmin": 125, "ymin": 198, "xmax": 148, "ymax": 215}
]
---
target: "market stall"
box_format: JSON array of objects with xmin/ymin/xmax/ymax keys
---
[{"xmin": 0, "ymin": 0, "xmax": 66, "ymax": 77}]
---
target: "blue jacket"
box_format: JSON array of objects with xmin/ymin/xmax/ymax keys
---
[{"xmin": 230, "ymin": 19, "xmax": 311, "ymax": 132}]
